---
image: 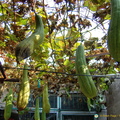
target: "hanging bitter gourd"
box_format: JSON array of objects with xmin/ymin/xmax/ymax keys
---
[
  {"xmin": 34, "ymin": 97, "xmax": 40, "ymax": 120},
  {"xmin": 75, "ymin": 44, "xmax": 97, "ymax": 98},
  {"xmin": 42, "ymin": 84, "xmax": 51, "ymax": 113},
  {"xmin": 4, "ymin": 89, "xmax": 13, "ymax": 120},
  {"xmin": 17, "ymin": 63, "xmax": 30, "ymax": 111},
  {"xmin": 107, "ymin": 0, "xmax": 120, "ymax": 62},
  {"xmin": 15, "ymin": 13, "xmax": 44, "ymax": 63}
]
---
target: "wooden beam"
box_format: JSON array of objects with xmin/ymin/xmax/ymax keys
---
[{"xmin": 0, "ymin": 78, "xmax": 20, "ymax": 84}]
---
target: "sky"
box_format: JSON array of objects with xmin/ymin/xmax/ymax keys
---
[{"xmin": 44, "ymin": 0, "xmax": 109, "ymax": 39}]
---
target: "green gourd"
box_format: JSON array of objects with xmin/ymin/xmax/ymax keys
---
[
  {"xmin": 34, "ymin": 97, "xmax": 40, "ymax": 120},
  {"xmin": 75, "ymin": 44, "xmax": 97, "ymax": 98},
  {"xmin": 43, "ymin": 84, "xmax": 51, "ymax": 113},
  {"xmin": 107, "ymin": 0, "xmax": 120, "ymax": 62},
  {"xmin": 17, "ymin": 63, "xmax": 30, "ymax": 111},
  {"xmin": 4, "ymin": 89, "xmax": 13, "ymax": 120},
  {"xmin": 42, "ymin": 109, "xmax": 46, "ymax": 120},
  {"xmin": 15, "ymin": 14, "xmax": 44, "ymax": 63}
]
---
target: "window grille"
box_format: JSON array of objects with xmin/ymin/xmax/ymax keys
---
[
  {"xmin": 17, "ymin": 93, "xmax": 97, "ymax": 120},
  {"xmin": 61, "ymin": 94, "xmax": 88, "ymax": 111}
]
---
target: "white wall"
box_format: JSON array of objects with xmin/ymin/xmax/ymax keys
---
[{"xmin": 106, "ymin": 78, "xmax": 120, "ymax": 120}]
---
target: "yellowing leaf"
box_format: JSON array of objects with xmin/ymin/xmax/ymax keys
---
[
  {"xmin": 58, "ymin": 41, "xmax": 64, "ymax": 48},
  {"xmin": 64, "ymin": 59, "xmax": 70, "ymax": 66}
]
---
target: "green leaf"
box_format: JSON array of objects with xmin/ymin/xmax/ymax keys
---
[
  {"xmin": 64, "ymin": 59, "xmax": 70, "ymax": 66},
  {"xmin": 83, "ymin": 1, "xmax": 97, "ymax": 11},
  {"xmin": 17, "ymin": 18, "xmax": 28, "ymax": 25},
  {"xmin": 0, "ymin": 41, "xmax": 6, "ymax": 47}
]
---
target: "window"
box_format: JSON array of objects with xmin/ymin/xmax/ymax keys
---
[
  {"xmin": 19, "ymin": 93, "xmax": 97, "ymax": 120},
  {"xmin": 61, "ymin": 94, "xmax": 88, "ymax": 111},
  {"xmin": 19, "ymin": 112, "xmax": 57, "ymax": 120}
]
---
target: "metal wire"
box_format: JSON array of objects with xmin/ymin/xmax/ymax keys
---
[{"xmin": 3, "ymin": 66, "xmax": 120, "ymax": 79}]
